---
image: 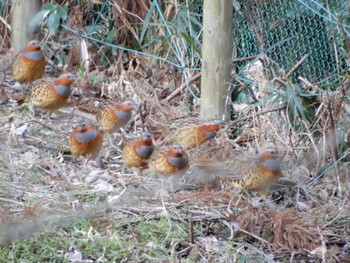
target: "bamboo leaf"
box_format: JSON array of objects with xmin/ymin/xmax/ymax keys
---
[
  {"xmin": 42, "ymin": 3, "xmax": 55, "ymax": 11},
  {"xmin": 47, "ymin": 11, "xmax": 60, "ymax": 36},
  {"xmin": 180, "ymin": 32, "xmax": 201, "ymax": 55},
  {"xmin": 140, "ymin": 1, "xmax": 156, "ymax": 44},
  {"xmin": 28, "ymin": 10, "xmax": 49, "ymax": 33},
  {"xmin": 57, "ymin": 5, "xmax": 68, "ymax": 21}
]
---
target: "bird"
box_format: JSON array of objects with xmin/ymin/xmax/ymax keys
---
[
  {"xmin": 193, "ymin": 147, "xmax": 283, "ymax": 197},
  {"xmin": 148, "ymin": 144, "xmax": 189, "ymax": 177},
  {"xmin": 163, "ymin": 117, "xmax": 225, "ymax": 150},
  {"xmin": 29, "ymin": 73, "xmax": 76, "ymax": 113},
  {"xmin": 12, "ymin": 40, "xmax": 46, "ymax": 84},
  {"xmin": 96, "ymin": 99, "xmax": 137, "ymax": 134},
  {"xmin": 122, "ymin": 131, "xmax": 154, "ymax": 170},
  {"xmin": 69, "ymin": 123, "xmax": 104, "ymax": 159},
  {"xmin": 148, "ymin": 144, "xmax": 190, "ymax": 194}
]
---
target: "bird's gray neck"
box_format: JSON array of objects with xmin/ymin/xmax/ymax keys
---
[
  {"xmin": 75, "ymin": 130, "xmax": 98, "ymax": 143},
  {"xmin": 24, "ymin": 51, "xmax": 44, "ymax": 61},
  {"xmin": 115, "ymin": 110, "xmax": 132, "ymax": 123},
  {"xmin": 54, "ymin": 85, "xmax": 71, "ymax": 97},
  {"xmin": 136, "ymin": 145, "xmax": 153, "ymax": 158},
  {"xmin": 261, "ymin": 159, "xmax": 280, "ymax": 171},
  {"xmin": 168, "ymin": 155, "xmax": 188, "ymax": 169},
  {"xmin": 205, "ymin": 130, "xmax": 216, "ymax": 140}
]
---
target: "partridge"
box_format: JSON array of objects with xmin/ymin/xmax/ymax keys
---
[
  {"xmin": 29, "ymin": 73, "xmax": 76, "ymax": 113},
  {"xmin": 148, "ymin": 144, "xmax": 189, "ymax": 176},
  {"xmin": 194, "ymin": 147, "xmax": 283, "ymax": 197},
  {"xmin": 122, "ymin": 131, "xmax": 154, "ymax": 170},
  {"xmin": 96, "ymin": 100, "xmax": 136, "ymax": 134},
  {"xmin": 164, "ymin": 117, "xmax": 225, "ymax": 150},
  {"xmin": 12, "ymin": 40, "xmax": 46, "ymax": 83},
  {"xmin": 69, "ymin": 123, "xmax": 104, "ymax": 159}
]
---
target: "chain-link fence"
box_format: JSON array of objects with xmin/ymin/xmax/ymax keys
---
[{"xmin": 231, "ymin": 0, "xmax": 349, "ymax": 86}]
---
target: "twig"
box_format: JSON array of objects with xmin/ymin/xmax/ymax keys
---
[
  {"xmin": 235, "ymin": 224, "xmax": 270, "ymax": 245},
  {"xmin": 286, "ymin": 54, "xmax": 308, "ymax": 78},
  {"xmin": 232, "ymin": 55, "xmax": 257, "ymax": 63},
  {"xmin": 189, "ymin": 218, "xmax": 194, "ymax": 244},
  {"xmin": 0, "ymin": 16, "xmax": 11, "ymax": 31},
  {"xmin": 297, "ymin": 76, "xmax": 313, "ymax": 87},
  {"xmin": 229, "ymin": 104, "xmax": 287, "ymax": 126},
  {"xmin": 163, "ymin": 72, "xmax": 201, "ymax": 102},
  {"xmin": 27, "ymin": 119, "xmax": 54, "ymax": 131},
  {"xmin": 222, "ymin": 220, "xmax": 234, "ymax": 240},
  {"xmin": 326, "ymin": 96, "xmax": 341, "ymax": 193},
  {"xmin": 70, "ymin": 108, "xmax": 96, "ymax": 122},
  {"xmin": 0, "ymin": 197, "xmax": 24, "ymax": 206},
  {"xmin": 336, "ymin": 14, "xmax": 350, "ymax": 55}
]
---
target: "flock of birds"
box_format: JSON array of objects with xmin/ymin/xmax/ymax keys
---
[{"xmin": 10, "ymin": 39, "xmax": 289, "ymax": 197}]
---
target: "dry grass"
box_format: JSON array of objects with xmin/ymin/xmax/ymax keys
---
[{"xmin": 0, "ymin": 48, "xmax": 349, "ymax": 262}]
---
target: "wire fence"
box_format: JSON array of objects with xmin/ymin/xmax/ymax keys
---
[
  {"xmin": 231, "ymin": 0, "xmax": 350, "ymax": 86},
  {"xmin": 1, "ymin": 0, "xmax": 349, "ymax": 89}
]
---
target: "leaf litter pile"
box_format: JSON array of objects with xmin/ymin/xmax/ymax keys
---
[{"xmin": 0, "ymin": 49, "xmax": 350, "ymax": 262}]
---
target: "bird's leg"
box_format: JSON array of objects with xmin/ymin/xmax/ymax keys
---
[
  {"xmin": 96, "ymin": 156, "xmax": 104, "ymax": 169},
  {"xmin": 28, "ymin": 102, "xmax": 37, "ymax": 117},
  {"xmin": 108, "ymin": 133, "xmax": 115, "ymax": 145},
  {"xmin": 108, "ymin": 134, "xmax": 121, "ymax": 151},
  {"xmin": 235, "ymin": 190, "xmax": 244, "ymax": 207},
  {"xmin": 81, "ymin": 156, "xmax": 90, "ymax": 171},
  {"xmin": 67, "ymin": 107, "xmax": 77, "ymax": 124},
  {"xmin": 45, "ymin": 111, "xmax": 54, "ymax": 121},
  {"xmin": 118, "ymin": 128, "xmax": 129, "ymax": 145},
  {"xmin": 157, "ymin": 178, "xmax": 170, "ymax": 199}
]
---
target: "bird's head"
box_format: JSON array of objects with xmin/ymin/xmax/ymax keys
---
[
  {"xmin": 168, "ymin": 144, "xmax": 186, "ymax": 157},
  {"xmin": 117, "ymin": 99, "xmax": 137, "ymax": 112},
  {"xmin": 55, "ymin": 73, "xmax": 77, "ymax": 86},
  {"xmin": 24, "ymin": 40, "xmax": 42, "ymax": 52},
  {"xmin": 259, "ymin": 147, "xmax": 280, "ymax": 161}
]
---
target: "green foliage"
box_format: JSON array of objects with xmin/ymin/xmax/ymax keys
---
[
  {"xmin": 135, "ymin": 216, "xmax": 187, "ymax": 243},
  {"xmin": 140, "ymin": 1, "xmax": 156, "ymax": 44},
  {"xmin": 29, "ymin": 3, "xmax": 68, "ymax": 36},
  {"xmin": 283, "ymin": 84, "xmax": 315, "ymax": 129},
  {"xmin": 0, "ymin": 216, "xmax": 191, "ymax": 262},
  {"xmin": 0, "ymin": 233, "xmax": 69, "ymax": 262}
]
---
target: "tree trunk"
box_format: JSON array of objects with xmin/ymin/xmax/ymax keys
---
[
  {"xmin": 200, "ymin": 0, "xmax": 233, "ymax": 120},
  {"xmin": 11, "ymin": 0, "xmax": 41, "ymax": 53}
]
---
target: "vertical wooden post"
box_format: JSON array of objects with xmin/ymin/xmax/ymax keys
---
[
  {"xmin": 11, "ymin": 0, "xmax": 41, "ymax": 53},
  {"xmin": 200, "ymin": 0, "xmax": 233, "ymax": 120}
]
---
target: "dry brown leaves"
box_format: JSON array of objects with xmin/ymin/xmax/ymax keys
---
[{"xmin": 233, "ymin": 206, "xmax": 320, "ymax": 253}]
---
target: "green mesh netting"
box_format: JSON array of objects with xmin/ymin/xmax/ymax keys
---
[
  {"xmin": 0, "ymin": 0, "xmax": 10, "ymax": 16},
  {"xmin": 231, "ymin": 0, "xmax": 350, "ymax": 85}
]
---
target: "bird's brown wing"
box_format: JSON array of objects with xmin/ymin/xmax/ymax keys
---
[{"xmin": 193, "ymin": 157, "xmax": 257, "ymax": 180}]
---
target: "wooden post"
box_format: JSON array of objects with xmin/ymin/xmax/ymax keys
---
[
  {"xmin": 200, "ymin": 0, "xmax": 233, "ymax": 120},
  {"xmin": 11, "ymin": 0, "xmax": 41, "ymax": 53}
]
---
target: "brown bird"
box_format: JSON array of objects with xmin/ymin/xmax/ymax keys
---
[
  {"xmin": 96, "ymin": 99, "xmax": 137, "ymax": 134},
  {"xmin": 69, "ymin": 123, "xmax": 104, "ymax": 159},
  {"xmin": 164, "ymin": 117, "xmax": 225, "ymax": 150},
  {"xmin": 193, "ymin": 147, "xmax": 283, "ymax": 197},
  {"xmin": 12, "ymin": 40, "xmax": 46, "ymax": 83},
  {"xmin": 122, "ymin": 131, "xmax": 154, "ymax": 170},
  {"xmin": 148, "ymin": 144, "xmax": 189, "ymax": 176},
  {"xmin": 29, "ymin": 73, "xmax": 76, "ymax": 113}
]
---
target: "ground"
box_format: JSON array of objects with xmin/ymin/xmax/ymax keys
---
[{"xmin": 0, "ymin": 49, "xmax": 349, "ymax": 262}]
